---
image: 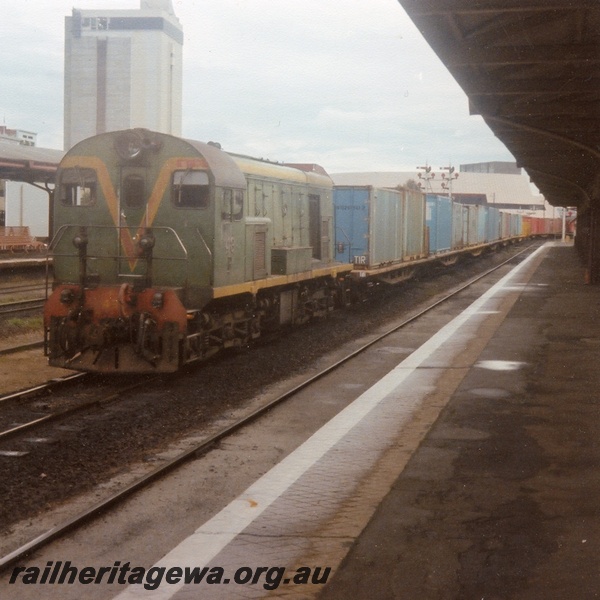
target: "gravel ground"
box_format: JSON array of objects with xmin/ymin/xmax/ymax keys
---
[{"xmin": 0, "ymin": 244, "xmax": 539, "ymax": 534}]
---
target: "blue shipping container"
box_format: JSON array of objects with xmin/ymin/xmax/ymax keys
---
[
  {"xmin": 477, "ymin": 205, "xmax": 489, "ymax": 244},
  {"xmin": 487, "ymin": 207, "xmax": 501, "ymax": 243},
  {"xmin": 334, "ymin": 186, "xmax": 370, "ymax": 266},
  {"xmin": 426, "ymin": 194, "xmax": 453, "ymax": 254}
]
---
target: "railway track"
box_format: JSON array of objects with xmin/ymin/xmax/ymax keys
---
[
  {"xmin": 0, "ymin": 374, "xmax": 163, "ymax": 444},
  {"xmin": 0, "ymin": 241, "xmax": 539, "ymax": 573},
  {"xmin": 0, "ymin": 279, "xmax": 46, "ymax": 322},
  {"xmin": 0, "ymin": 298, "xmax": 44, "ymax": 317},
  {"xmin": 0, "ymin": 340, "xmax": 44, "ymax": 356},
  {"xmin": 0, "ymin": 283, "xmax": 46, "ymax": 297},
  {"xmin": 0, "ymin": 280, "xmax": 46, "ymax": 355},
  {"xmin": 0, "ymin": 373, "xmax": 86, "ymax": 406}
]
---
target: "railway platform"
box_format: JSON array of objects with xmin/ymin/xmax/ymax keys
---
[
  {"xmin": 322, "ymin": 241, "xmax": 600, "ymax": 600},
  {"xmin": 0, "ymin": 255, "xmax": 48, "ymax": 271},
  {"xmin": 145, "ymin": 240, "xmax": 599, "ymax": 600},
  {"xmin": 2, "ymin": 241, "xmax": 597, "ymax": 600}
]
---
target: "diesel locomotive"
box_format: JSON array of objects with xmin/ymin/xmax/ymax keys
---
[
  {"xmin": 44, "ymin": 128, "xmax": 561, "ymax": 374},
  {"xmin": 44, "ymin": 129, "xmax": 352, "ymax": 373}
]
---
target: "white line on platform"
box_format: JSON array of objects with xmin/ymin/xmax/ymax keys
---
[{"xmin": 114, "ymin": 243, "xmax": 547, "ymax": 599}]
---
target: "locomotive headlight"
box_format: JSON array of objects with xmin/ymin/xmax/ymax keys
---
[
  {"xmin": 114, "ymin": 131, "xmax": 143, "ymax": 160},
  {"xmin": 151, "ymin": 292, "xmax": 164, "ymax": 309},
  {"xmin": 60, "ymin": 288, "xmax": 75, "ymax": 304},
  {"xmin": 72, "ymin": 233, "xmax": 88, "ymax": 248},
  {"xmin": 138, "ymin": 234, "xmax": 155, "ymax": 251}
]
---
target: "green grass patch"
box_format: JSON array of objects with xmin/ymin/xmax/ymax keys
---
[{"xmin": 0, "ymin": 316, "xmax": 43, "ymax": 336}]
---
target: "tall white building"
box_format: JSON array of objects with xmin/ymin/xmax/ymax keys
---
[{"xmin": 64, "ymin": 0, "xmax": 183, "ymax": 150}]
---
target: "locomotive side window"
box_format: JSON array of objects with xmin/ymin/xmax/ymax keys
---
[
  {"xmin": 123, "ymin": 174, "xmax": 145, "ymax": 208},
  {"xmin": 59, "ymin": 168, "xmax": 97, "ymax": 206},
  {"xmin": 222, "ymin": 189, "xmax": 244, "ymax": 221},
  {"xmin": 172, "ymin": 170, "xmax": 210, "ymax": 208}
]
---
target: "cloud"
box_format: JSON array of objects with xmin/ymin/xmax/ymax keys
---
[{"xmin": 0, "ymin": 0, "xmax": 514, "ymax": 170}]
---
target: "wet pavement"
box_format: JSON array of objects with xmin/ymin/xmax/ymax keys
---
[{"xmin": 321, "ymin": 242, "xmax": 600, "ymax": 600}]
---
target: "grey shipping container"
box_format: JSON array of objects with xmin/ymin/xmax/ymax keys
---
[
  {"xmin": 466, "ymin": 205, "xmax": 479, "ymax": 245},
  {"xmin": 403, "ymin": 188, "xmax": 427, "ymax": 260},
  {"xmin": 501, "ymin": 211, "xmax": 512, "ymax": 239},
  {"xmin": 452, "ymin": 202, "xmax": 465, "ymax": 249},
  {"xmin": 370, "ymin": 187, "xmax": 405, "ymax": 265},
  {"xmin": 487, "ymin": 206, "xmax": 501, "ymax": 243}
]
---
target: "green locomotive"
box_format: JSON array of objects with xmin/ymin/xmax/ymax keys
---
[{"xmin": 44, "ymin": 129, "xmax": 352, "ymax": 373}]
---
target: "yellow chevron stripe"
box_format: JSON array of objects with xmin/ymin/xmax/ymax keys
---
[{"xmin": 60, "ymin": 155, "xmax": 209, "ymax": 271}]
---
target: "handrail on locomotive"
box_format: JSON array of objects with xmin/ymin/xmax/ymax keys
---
[{"xmin": 47, "ymin": 224, "xmax": 189, "ymax": 288}]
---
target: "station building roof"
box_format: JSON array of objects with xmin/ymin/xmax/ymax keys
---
[
  {"xmin": 0, "ymin": 142, "xmax": 64, "ymax": 185},
  {"xmin": 397, "ymin": 0, "xmax": 600, "ymax": 209}
]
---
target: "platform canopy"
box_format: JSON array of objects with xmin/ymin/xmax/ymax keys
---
[
  {"xmin": 398, "ymin": 0, "xmax": 600, "ymax": 209},
  {"xmin": 0, "ymin": 143, "xmax": 64, "ymax": 186}
]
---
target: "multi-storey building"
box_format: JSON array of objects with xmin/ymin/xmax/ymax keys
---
[
  {"xmin": 64, "ymin": 0, "xmax": 183, "ymax": 150},
  {"xmin": 0, "ymin": 126, "xmax": 39, "ymax": 227},
  {"xmin": 460, "ymin": 161, "xmax": 521, "ymax": 175},
  {"xmin": 0, "ymin": 126, "xmax": 37, "ymax": 147}
]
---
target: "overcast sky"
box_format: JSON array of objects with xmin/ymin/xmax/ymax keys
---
[{"xmin": 0, "ymin": 0, "xmax": 515, "ymax": 173}]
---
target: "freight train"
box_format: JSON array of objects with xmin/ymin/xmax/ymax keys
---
[{"xmin": 43, "ymin": 129, "xmax": 561, "ymax": 373}]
